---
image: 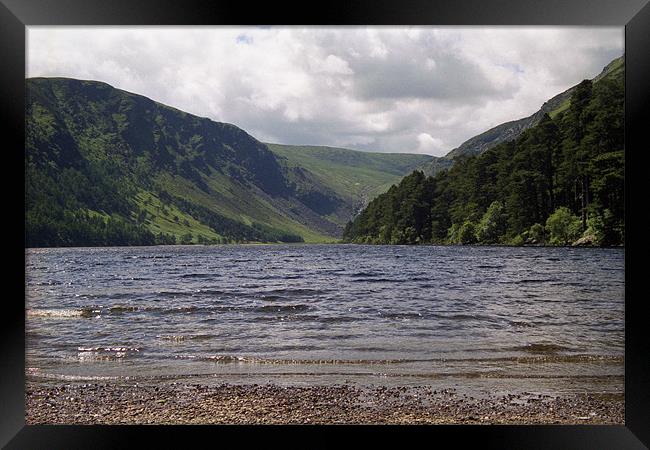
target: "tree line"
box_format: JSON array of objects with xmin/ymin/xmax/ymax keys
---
[{"xmin": 343, "ymin": 73, "xmax": 624, "ymax": 247}]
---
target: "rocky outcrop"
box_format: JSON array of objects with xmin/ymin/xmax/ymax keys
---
[{"xmin": 572, "ymin": 234, "xmax": 598, "ymax": 247}]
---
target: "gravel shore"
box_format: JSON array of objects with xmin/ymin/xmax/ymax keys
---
[{"xmin": 25, "ymin": 382, "xmax": 624, "ymax": 425}]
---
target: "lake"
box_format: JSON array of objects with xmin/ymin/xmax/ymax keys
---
[{"xmin": 25, "ymin": 244, "xmax": 624, "ymax": 398}]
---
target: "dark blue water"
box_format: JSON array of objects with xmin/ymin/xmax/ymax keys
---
[{"xmin": 25, "ymin": 244, "xmax": 624, "ymax": 396}]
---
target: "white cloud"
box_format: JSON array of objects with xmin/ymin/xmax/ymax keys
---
[
  {"xmin": 27, "ymin": 26, "xmax": 623, "ymax": 157},
  {"xmin": 417, "ymin": 133, "xmax": 446, "ymax": 155}
]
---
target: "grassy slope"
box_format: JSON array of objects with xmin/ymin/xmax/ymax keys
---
[
  {"xmin": 133, "ymin": 191, "xmax": 224, "ymax": 242},
  {"xmin": 267, "ymin": 143, "xmax": 432, "ymax": 209},
  {"xmin": 155, "ymin": 171, "xmax": 335, "ymax": 243}
]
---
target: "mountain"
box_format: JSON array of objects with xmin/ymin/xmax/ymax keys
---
[
  {"xmin": 25, "ymin": 78, "xmax": 426, "ymax": 247},
  {"xmin": 344, "ymin": 57, "xmax": 624, "ymax": 247},
  {"xmin": 420, "ymin": 55, "xmax": 624, "ymax": 176},
  {"xmin": 266, "ymin": 144, "xmax": 431, "ymax": 221}
]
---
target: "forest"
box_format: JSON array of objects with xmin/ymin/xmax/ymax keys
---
[{"xmin": 343, "ymin": 71, "xmax": 624, "ymax": 247}]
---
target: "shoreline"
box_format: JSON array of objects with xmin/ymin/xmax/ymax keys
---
[
  {"xmin": 25, "ymin": 242, "xmax": 624, "ymax": 249},
  {"xmin": 26, "ymin": 382, "xmax": 624, "ymax": 425}
]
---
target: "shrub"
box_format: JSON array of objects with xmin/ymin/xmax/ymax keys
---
[
  {"xmin": 458, "ymin": 221, "xmax": 477, "ymax": 245},
  {"xmin": 475, "ymin": 201, "xmax": 507, "ymax": 244},
  {"xmin": 545, "ymin": 207, "xmax": 582, "ymax": 245},
  {"xmin": 528, "ymin": 223, "xmax": 546, "ymax": 245},
  {"xmin": 587, "ymin": 208, "xmax": 623, "ymax": 246},
  {"xmin": 510, "ymin": 234, "xmax": 525, "ymax": 246}
]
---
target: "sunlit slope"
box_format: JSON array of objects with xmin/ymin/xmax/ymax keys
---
[
  {"xmin": 26, "ymin": 78, "xmax": 345, "ymax": 245},
  {"xmin": 267, "ymin": 143, "xmax": 432, "ymax": 217}
]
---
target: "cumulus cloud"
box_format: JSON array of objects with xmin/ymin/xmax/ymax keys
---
[{"xmin": 27, "ymin": 26, "xmax": 623, "ymax": 157}]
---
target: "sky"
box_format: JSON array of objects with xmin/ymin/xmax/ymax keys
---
[{"xmin": 27, "ymin": 26, "xmax": 623, "ymax": 157}]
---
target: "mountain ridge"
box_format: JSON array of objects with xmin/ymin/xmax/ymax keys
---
[
  {"xmin": 25, "ymin": 77, "xmax": 427, "ymax": 246},
  {"xmin": 421, "ymin": 55, "xmax": 624, "ymax": 176}
]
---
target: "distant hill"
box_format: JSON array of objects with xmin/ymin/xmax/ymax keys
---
[
  {"xmin": 420, "ymin": 55, "xmax": 624, "ymax": 176},
  {"xmin": 25, "ymin": 78, "xmax": 427, "ymax": 246},
  {"xmin": 266, "ymin": 144, "xmax": 431, "ymax": 220}
]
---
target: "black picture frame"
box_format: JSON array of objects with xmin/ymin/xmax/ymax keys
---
[{"xmin": 2, "ymin": 0, "xmax": 648, "ymax": 448}]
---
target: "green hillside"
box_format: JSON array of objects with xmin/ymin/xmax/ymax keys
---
[
  {"xmin": 267, "ymin": 144, "xmax": 431, "ymax": 219},
  {"xmin": 26, "ymin": 78, "xmax": 341, "ymax": 246},
  {"xmin": 25, "ymin": 78, "xmax": 428, "ymax": 247}
]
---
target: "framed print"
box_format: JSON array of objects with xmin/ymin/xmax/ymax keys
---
[{"xmin": 2, "ymin": 0, "xmax": 648, "ymax": 448}]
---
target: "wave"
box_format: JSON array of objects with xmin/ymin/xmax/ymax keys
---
[
  {"xmin": 26, "ymin": 372, "xmax": 126, "ymax": 381},
  {"xmin": 259, "ymin": 295, "xmax": 284, "ymax": 302},
  {"xmin": 125, "ymin": 255, "xmax": 173, "ymax": 260},
  {"xmin": 33, "ymin": 280, "xmax": 63, "ymax": 286},
  {"xmin": 180, "ymin": 273, "xmax": 217, "ymax": 279},
  {"xmin": 157, "ymin": 334, "xmax": 216, "ymax": 342},
  {"xmin": 251, "ymin": 314, "xmax": 322, "ymax": 323},
  {"xmin": 27, "ymin": 305, "xmax": 616, "ymax": 336},
  {"xmin": 318, "ymin": 316, "xmax": 367, "ymax": 324},
  {"xmin": 104, "ymin": 292, "xmax": 136, "ymax": 300},
  {"xmin": 26, "ymin": 308, "xmax": 95, "ymax": 318},
  {"xmin": 259, "ymin": 288, "xmax": 330, "ymax": 296},
  {"xmin": 509, "ymin": 320, "xmax": 534, "ymax": 328},
  {"xmin": 352, "ymin": 278, "xmax": 402, "ymax": 283},
  {"xmin": 379, "ymin": 312, "xmax": 423, "ymax": 320},
  {"xmin": 108, "ymin": 305, "xmax": 139, "ymax": 313},
  {"xmin": 26, "ymin": 372, "xmax": 625, "ymax": 384},
  {"xmin": 254, "ymin": 304, "xmax": 311, "ymax": 313},
  {"xmin": 242, "ymin": 274, "xmax": 303, "ymax": 280},
  {"xmin": 173, "ymin": 355, "xmax": 422, "ymax": 365},
  {"xmin": 156, "ymin": 288, "xmax": 251, "ymax": 298},
  {"xmin": 349, "ymin": 271, "xmax": 381, "ymax": 278},
  {"xmin": 440, "ymin": 354, "xmax": 623, "ymax": 364},
  {"xmin": 513, "ymin": 343, "xmax": 573, "ymax": 354},
  {"xmin": 29, "ymin": 303, "xmax": 318, "ymax": 319},
  {"xmin": 168, "ymin": 354, "xmax": 624, "ymax": 365},
  {"xmin": 26, "ymin": 369, "xmax": 624, "ymax": 383},
  {"xmin": 152, "ymin": 291, "xmax": 199, "ymax": 298},
  {"xmin": 77, "ymin": 346, "xmax": 141, "ymax": 360},
  {"xmin": 515, "ymin": 278, "xmax": 559, "ymax": 284},
  {"xmin": 77, "ymin": 346, "xmax": 141, "ymax": 352}
]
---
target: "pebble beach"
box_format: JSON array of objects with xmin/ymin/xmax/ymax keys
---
[{"xmin": 25, "ymin": 382, "xmax": 624, "ymax": 425}]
